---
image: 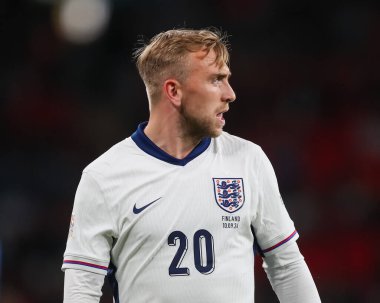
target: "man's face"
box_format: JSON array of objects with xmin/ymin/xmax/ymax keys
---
[{"xmin": 178, "ymin": 49, "xmax": 236, "ymax": 139}]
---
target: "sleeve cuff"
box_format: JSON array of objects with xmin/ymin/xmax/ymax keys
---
[
  {"xmin": 62, "ymin": 255, "xmax": 109, "ymax": 275},
  {"xmin": 260, "ymin": 230, "xmax": 299, "ymax": 256}
]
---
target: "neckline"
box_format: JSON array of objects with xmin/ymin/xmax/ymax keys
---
[{"xmin": 131, "ymin": 122, "xmax": 211, "ymax": 166}]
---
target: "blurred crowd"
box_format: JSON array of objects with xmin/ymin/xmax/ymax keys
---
[{"xmin": 1, "ymin": 0, "xmax": 379, "ymax": 302}]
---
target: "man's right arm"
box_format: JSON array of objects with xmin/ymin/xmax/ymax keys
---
[
  {"xmin": 62, "ymin": 171, "xmax": 116, "ymax": 301},
  {"xmin": 64, "ymin": 269, "xmax": 105, "ymax": 303}
]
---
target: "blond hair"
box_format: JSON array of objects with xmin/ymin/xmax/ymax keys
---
[{"xmin": 134, "ymin": 28, "xmax": 230, "ymax": 100}]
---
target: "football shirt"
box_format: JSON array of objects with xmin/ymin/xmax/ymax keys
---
[{"xmin": 62, "ymin": 122, "xmax": 298, "ymax": 302}]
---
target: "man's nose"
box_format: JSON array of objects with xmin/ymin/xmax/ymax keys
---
[{"xmin": 224, "ymin": 82, "xmax": 236, "ymax": 103}]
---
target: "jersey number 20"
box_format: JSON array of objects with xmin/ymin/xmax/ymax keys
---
[{"xmin": 168, "ymin": 229, "xmax": 215, "ymax": 276}]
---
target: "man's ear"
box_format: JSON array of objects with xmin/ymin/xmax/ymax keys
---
[{"xmin": 163, "ymin": 79, "xmax": 182, "ymax": 107}]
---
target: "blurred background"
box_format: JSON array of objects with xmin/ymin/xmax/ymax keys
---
[{"xmin": 1, "ymin": 0, "xmax": 379, "ymax": 302}]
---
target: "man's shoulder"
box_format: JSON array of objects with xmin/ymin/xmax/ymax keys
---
[
  {"xmin": 82, "ymin": 137, "xmax": 136, "ymax": 177},
  {"xmin": 217, "ymin": 131, "xmax": 262, "ymax": 154}
]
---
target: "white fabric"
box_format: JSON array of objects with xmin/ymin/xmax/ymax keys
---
[
  {"xmin": 264, "ymin": 242, "xmax": 321, "ymax": 302},
  {"xmin": 62, "ymin": 130, "xmax": 302, "ymax": 302},
  {"xmin": 64, "ymin": 269, "xmax": 104, "ymax": 303}
]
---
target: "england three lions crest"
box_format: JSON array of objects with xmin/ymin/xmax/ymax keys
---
[{"xmin": 213, "ymin": 178, "xmax": 245, "ymax": 213}]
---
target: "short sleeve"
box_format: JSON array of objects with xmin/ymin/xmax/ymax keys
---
[
  {"xmin": 251, "ymin": 148, "xmax": 299, "ymax": 257},
  {"xmin": 62, "ymin": 172, "xmax": 116, "ymax": 275}
]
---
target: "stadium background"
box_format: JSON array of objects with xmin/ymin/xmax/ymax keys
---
[{"xmin": 1, "ymin": 0, "xmax": 379, "ymax": 302}]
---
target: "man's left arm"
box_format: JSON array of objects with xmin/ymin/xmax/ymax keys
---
[{"xmin": 263, "ymin": 241, "xmax": 321, "ymax": 302}]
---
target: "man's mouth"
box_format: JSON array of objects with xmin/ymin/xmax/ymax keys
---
[
  {"xmin": 216, "ymin": 109, "xmax": 228, "ymax": 126},
  {"xmin": 217, "ymin": 108, "xmax": 228, "ymax": 120},
  {"xmin": 216, "ymin": 112, "xmax": 225, "ymax": 121}
]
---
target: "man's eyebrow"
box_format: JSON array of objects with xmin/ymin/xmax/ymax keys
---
[{"xmin": 214, "ymin": 71, "xmax": 232, "ymax": 79}]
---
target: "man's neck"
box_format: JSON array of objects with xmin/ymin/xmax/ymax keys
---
[{"xmin": 144, "ymin": 113, "xmax": 202, "ymax": 160}]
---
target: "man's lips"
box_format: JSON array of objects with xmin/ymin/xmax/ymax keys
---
[
  {"xmin": 216, "ymin": 109, "xmax": 228, "ymax": 126},
  {"xmin": 216, "ymin": 109, "xmax": 228, "ymax": 120}
]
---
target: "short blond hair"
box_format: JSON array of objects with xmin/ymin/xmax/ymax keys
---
[{"xmin": 134, "ymin": 28, "xmax": 230, "ymax": 100}]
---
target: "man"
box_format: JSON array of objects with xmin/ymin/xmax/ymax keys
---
[{"xmin": 62, "ymin": 28, "xmax": 321, "ymax": 302}]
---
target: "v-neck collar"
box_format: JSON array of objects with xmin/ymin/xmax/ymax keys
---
[{"xmin": 131, "ymin": 122, "xmax": 211, "ymax": 166}]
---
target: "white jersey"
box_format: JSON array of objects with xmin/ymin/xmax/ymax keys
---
[{"xmin": 62, "ymin": 122, "xmax": 299, "ymax": 303}]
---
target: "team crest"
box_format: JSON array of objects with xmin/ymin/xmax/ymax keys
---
[{"xmin": 213, "ymin": 178, "xmax": 245, "ymax": 213}]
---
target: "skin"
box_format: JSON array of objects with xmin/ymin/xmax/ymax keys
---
[{"xmin": 144, "ymin": 48, "xmax": 236, "ymax": 159}]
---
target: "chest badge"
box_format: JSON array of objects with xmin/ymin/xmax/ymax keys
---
[{"xmin": 213, "ymin": 178, "xmax": 245, "ymax": 213}]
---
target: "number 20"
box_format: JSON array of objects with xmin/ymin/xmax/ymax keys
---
[{"xmin": 168, "ymin": 229, "xmax": 215, "ymax": 276}]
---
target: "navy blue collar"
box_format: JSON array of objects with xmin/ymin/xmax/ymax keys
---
[{"xmin": 131, "ymin": 122, "xmax": 211, "ymax": 166}]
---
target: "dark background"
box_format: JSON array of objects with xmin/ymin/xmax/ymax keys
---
[{"xmin": 1, "ymin": 0, "xmax": 379, "ymax": 302}]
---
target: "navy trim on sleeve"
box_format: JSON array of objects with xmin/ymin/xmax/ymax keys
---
[
  {"xmin": 131, "ymin": 122, "xmax": 211, "ymax": 166},
  {"xmin": 261, "ymin": 230, "xmax": 298, "ymax": 254}
]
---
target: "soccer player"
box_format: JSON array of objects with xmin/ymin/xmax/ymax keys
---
[{"xmin": 62, "ymin": 28, "xmax": 321, "ymax": 302}]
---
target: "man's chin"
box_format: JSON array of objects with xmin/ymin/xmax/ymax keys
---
[
  {"xmin": 209, "ymin": 127, "xmax": 223, "ymax": 138},
  {"xmin": 180, "ymin": 115, "xmax": 223, "ymax": 139}
]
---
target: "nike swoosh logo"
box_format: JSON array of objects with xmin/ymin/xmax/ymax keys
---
[{"xmin": 133, "ymin": 197, "xmax": 162, "ymax": 214}]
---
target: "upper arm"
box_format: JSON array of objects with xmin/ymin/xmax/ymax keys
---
[
  {"xmin": 251, "ymin": 148, "xmax": 299, "ymax": 257},
  {"xmin": 62, "ymin": 171, "xmax": 116, "ymax": 275}
]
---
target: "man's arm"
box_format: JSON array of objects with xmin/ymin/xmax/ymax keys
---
[
  {"xmin": 263, "ymin": 242, "xmax": 321, "ymax": 302},
  {"xmin": 64, "ymin": 269, "xmax": 105, "ymax": 303},
  {"xmin": 62, "ymin": 171, "xmax": 115, "ymax": 301}
]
